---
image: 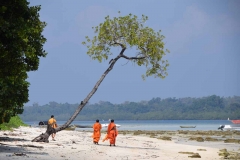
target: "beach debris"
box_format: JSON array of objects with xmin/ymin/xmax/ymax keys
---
[
  {"xmin": 178, "ymin": 152, "xmax": 202, "ymax": 158},
  {"xmin": 218, "ymin": 148, "xmax": 240, "ymax": 159},
  {"xmin": 65, "ymin": 125, "xmax": 76, "ymax": 131},
  {"xmin": 219, "ymin": 148, "xmax": 227, "ymax": 152},
  {"xmin": 224, "ymin": 139, "xmax": 240, "ymax": 144},
  {"xmin": 145, "ymin": 132, "xmax": 157, "ymax": 138},
  {"xmin": 149, "ymin": 134, "xmax": 156, "ymax": 138},
  {"xmin": 228, "ymin": 151, "xmax": 240, "ymax": 159},
  {"xmin": 13, "ymin": 152, "xmax": 27, "ymax": 156},
  {"xmin": 204, "ymin": 137, "xmax": 219, "ymax": 142},
  {"xmin": 133, "ymin": 130, "xmax": 144, "ymax": 135},
  {"xmin": 189, "ymin": 137, "xmax": 204, "ymax": 142},
  {"xmin": 178, "ymin": 131, "xmax": 189, "ymax": 134},
  {"xmin": 151, "ymin": 155, "xmax": 159, "ymax": 158},
  {"xmin": 188, "ymin": 153, "xmax": 201, "ymax": 158},
  {"xmin": 157, "ymin": 136, "xmax": 171, "ymax": 141},
  {"xmin": 218, "ymin": 148, "xmax": 230, "ymax": 158},
  {"xmin": 197, "ymin": 149, "xmax": 207, "ymax": 151},
  {"xmin": 178, "ymin": 152, "xmax": 195, "ymax": 154}
]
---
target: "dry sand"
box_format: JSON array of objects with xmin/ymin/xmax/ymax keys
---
[{"xmin": 0, "ymin": 126, "xmax": 240, "ymax": 160}]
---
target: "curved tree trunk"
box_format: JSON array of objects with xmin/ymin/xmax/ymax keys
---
[{"xmin": 32, "ymin": 50, "xmax": 125, "ymax": 142}]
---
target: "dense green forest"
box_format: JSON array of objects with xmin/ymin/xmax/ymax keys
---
[{"xmin": 20, "ymin": 95, "xmax": 240, "ymax": 121}]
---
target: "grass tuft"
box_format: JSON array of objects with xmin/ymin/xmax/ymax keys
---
[{"xmin": 0, "ymin": 116, "xmax": 28, "ymax": 131}]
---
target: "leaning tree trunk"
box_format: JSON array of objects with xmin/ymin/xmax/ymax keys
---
[{"xmin": 32, "ymin": 50, "xmax": 125, "ymax": 142}]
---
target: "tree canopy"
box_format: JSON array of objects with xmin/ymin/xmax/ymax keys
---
[
  {"xmin": 83, "ymin": 13, "xmax": 169, "ymax": 79},
  {"xmin": 0, "ymin": 0, "xmax": 47, "ymax": 123}
]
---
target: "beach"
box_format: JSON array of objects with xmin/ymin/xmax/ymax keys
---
[{"xmin": 0, "ymin": 126, "xmax": 239, "ymax": 160}]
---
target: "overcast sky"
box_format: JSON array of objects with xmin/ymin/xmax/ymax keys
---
[{"xmin": 26, "ymin": 0, "xmax": 240, "ymax": 106}]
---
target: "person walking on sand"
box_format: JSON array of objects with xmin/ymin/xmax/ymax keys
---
[
  {"xmin": 48, "ymin": 115, "xmax": 58, "ymax": 141},
  {"xmin": 107, "ymin": 119, "xmax": 118, "ymax": 146},
  {"xmin": 92, "ymin": 119, "xmax": 102, "ymax": 144}
]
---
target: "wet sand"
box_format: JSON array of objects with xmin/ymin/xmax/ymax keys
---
[{"xmin": 0, "ymin": 126, "xmax": 239, "ymax": 160}]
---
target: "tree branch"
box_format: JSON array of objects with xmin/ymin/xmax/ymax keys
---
[
  {"xmin": 113, "ymin": 41, "xmax": 125, "ymax": 49},
  {"xmin": 120, "ymin": 54, "xmax": 146, "ymax": 60}
]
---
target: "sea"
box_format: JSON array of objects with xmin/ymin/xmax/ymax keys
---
[{"xmin": 24, "ymin": 120, "xmax": 234, "ymax": 131}]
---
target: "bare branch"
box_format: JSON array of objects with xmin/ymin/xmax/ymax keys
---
[{"xmin": 120, "ymin": 54, "xmax": 146, "ymax": 60}]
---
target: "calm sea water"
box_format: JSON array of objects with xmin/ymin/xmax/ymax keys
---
[{"xmin": 24, "ymin": 120, "xmax": 233, "ymax": 131}]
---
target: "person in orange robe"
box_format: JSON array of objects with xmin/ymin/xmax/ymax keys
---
[
  {"xmin": 92, "ymin": 119, "xmax": 102, "ymax": 144},
  {"xmin": 107, "ymin": 119, "xmax": 118, "ymax": 146},
  {"xmin": 48, "ymin": 115, "xmax": 58, "ymax": 141}
]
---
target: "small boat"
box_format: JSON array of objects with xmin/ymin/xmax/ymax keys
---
[
  {"xmin": 227, "ymin": 118, "xmax": 240, "ymax": 124},
  {"xmin": 180, "ymin": 126, "xmax": 196, "ymax": 128},
  {"xmin": 74, "ymin": 125, "xmax": 92, "ymax": 128},
  {"xmin": 218, "ymin": 124, "xmax": 240, "ymax": 131},
  {"xmin": 231, "ymin": 120, "xmax": 240, "ymax": 124}
]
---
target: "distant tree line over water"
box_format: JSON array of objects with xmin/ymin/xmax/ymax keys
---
[{"xmin": 20, "ymin": 95, "xmax": 240, "ymax": 121}]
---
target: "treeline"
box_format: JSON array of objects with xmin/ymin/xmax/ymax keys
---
[{"xmin": 20, "ymin": 95, "xmax": 240, "ymax": 121}]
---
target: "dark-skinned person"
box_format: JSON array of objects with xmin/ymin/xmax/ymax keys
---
[
  {"xmin": 92, "ymin": 119, "xmax": 102, "ymax": 144},
  {"xmin": 107, "ymin": 119, "xmax": 118, "ymax": 146},
  {"xmin": 48, "ymin": 115, "xmax": 58, "ymax": 141}
]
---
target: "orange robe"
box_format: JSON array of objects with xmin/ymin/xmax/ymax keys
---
[
  {"xmin": 92, "ymin": 122, "xmax": 102, "ymax": 143},
  {"xmin": 107, "ymin": 122, "xmax": 118, "ymax": 145},
  {"xmin": 48, "ymin": 118, "xmax": 57, "ymax": 128},
  {"xmin": 102, "ymin": 134, "xmax": 108, "ymax": 142}
]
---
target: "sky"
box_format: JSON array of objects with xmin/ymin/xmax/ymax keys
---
[{"xmin": 26, "ymin": 0, "xmax": 240, "ymax": 106}]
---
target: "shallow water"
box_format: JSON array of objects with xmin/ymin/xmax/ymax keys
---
[{"xmin": 25, "ymin": 120, "xmax": 234, "ymax": 131}]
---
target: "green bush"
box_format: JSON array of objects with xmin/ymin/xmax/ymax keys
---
[{"xmin": 0, "ymin": 115, "xmax": 28, "ymax": 131}]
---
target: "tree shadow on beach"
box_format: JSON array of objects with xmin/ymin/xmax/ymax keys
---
[
  {"xmin": 0, "ymin": 136, "xmax": 49, "ymax": 157},
  {"xmin": 0, "ymin": 136, "xmax": 28, "ymax": 142}
]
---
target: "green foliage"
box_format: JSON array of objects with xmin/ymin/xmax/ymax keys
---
[
  {"xmin": 20, "ymin": 96, "xmax": 240, "ymax": 121},
  {"xmin": 82, "ymin": 12, "xmax": 169, "ymax": 79},
  {"xmin": 0, "ymin": 115, "xmax": 28, "ymax": 131},
  {"xmin": 0, "ymin": 0, "xmax": 47, "ymax": 123}
]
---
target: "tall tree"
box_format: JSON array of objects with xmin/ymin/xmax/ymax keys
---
[
  {"xmin": 0, "ymin": 0, "xmax": 47, "ymax": 123},
  {"xmin": 32, "ymin": 13, "xmax": 169, "ymax": 142}
]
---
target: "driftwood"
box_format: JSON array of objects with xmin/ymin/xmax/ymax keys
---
[
  {"xmin": 31, "ymin": 124, "xmax": 55, "ymax": 143},
  {"xmin": 13, "ymin": 153, "xmax": 27, "ymax": 156}
]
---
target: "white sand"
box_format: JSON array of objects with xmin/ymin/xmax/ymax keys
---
[{"xmin": 0, "ymin": 126, "xmax": 239, "ymax": 160}]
